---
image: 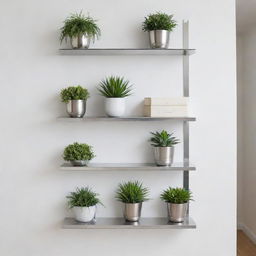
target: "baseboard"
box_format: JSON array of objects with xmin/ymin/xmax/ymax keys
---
[
  {"xmin": 238, "ymin": 223, "xmax": 256, "ymax": 244},
  {"xmin": 237, "ymin": 223, "xmax": 243, "ymax": 230}
]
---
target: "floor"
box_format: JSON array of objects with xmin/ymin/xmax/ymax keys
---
[{"xmin": 237, "ymin": 231, "xmax": 256, "ymax": 256}]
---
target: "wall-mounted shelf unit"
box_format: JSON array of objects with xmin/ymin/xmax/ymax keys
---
[
  {"xmin": 59, "ymin": 48, "xmax": 196, "ymax": 56},
  {"xmin": 57, "ymin": 116, "xmax": 196, "ymax": 122},
  {"xmin": 59, "ymin": 21, "xmax": 196, "ymax": 229},
  {"xmin": 62, "ymin": 217, "xmax": 196, "ymax": 229},
  {"xmin": 60, "ymin": 162, "xmax": 196, "ymax": 171}
]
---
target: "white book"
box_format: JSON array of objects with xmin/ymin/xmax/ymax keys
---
[
  {"xmin": 144, "ymin": 105, "xmax": 188, "ymax": 117},
  {"xmin": 144, "ymin": 97, "xmax": 188, "ymax": 106}
]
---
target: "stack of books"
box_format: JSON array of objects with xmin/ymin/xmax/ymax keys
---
[{"xmin": 143, "ymin": 97, "xmax": 188, "ymax": 117}]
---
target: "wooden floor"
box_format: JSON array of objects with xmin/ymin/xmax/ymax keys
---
[{"xmin": 237, "ymin": 231, "xmax": 256, "ymax": 256}]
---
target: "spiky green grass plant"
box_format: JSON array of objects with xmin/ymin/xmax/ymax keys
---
[
  {"xmin": 60, "ymin": 11, "xmax": 101, "ymax": 43},
  {"xmin": 160, "ymin": 187, "xmax": 192, "ymax": 204},
  {"xmin": 67, "ymin": 187, "xmax": 102, "ymax": 208},
  {"xmin": 98, "ymin": 76, "xmax": 133, "ymax": 98},
  {"xmin": 116, "ymin": 181, "xmax": 149, "ymax": 203},
  {"xmin": 142, "ymin": 12, "xmax": 177, "ymax": 32}
]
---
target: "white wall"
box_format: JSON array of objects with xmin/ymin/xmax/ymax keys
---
[
  {"xmin": 237, "ymin": 28, "xmax": 256, "ymax": 243},
  {"xmin": 0, "ymin": 0, "xmax": 236, "ymax": 255}
]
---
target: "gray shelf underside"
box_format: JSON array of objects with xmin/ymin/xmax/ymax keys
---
[
  {"xmin": 57, "ymin": 116, "xmax": 196, "ymax": 122},
  {"xmin": 60, "ymin": 163, "xmax": 196, "ymax": 171},
  {"xmin": 59, "ymin": 48, "xmax": 196, "ymax": 56},
  {"xmin": 62, "ymin": 217, "xmax": 196, "ymax": 229}
]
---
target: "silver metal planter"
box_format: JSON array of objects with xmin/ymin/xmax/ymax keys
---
[
  {"xmin": 167, "ymin": 203, "xmax": 188, "ymax": 223},
  {"xmin": 66, "ymin": 100, "xmax": 86, "ymax": 118},
  {"xmin": 71, "ymin": 34, "xmax": 91, "ymax": 49},
  {"xmin": 154, "ymin": 147, "xmax": 174, "ymax": 166},
  {"xmin": 149, "ymin": 30, "xmax": 170, "ymax": 49},
  {"xmin": 123, "ymin": 202, "xmax": 142, "ymax": 222},
  {"xmin": 70, "ymin": 160, "xmax": 88, "ymax": 166}
]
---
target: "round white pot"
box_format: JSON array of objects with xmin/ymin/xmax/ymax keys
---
[
  {"xmin": 105, "ymin": 98, "xmax": 126, "ymax": 117},
  {"xmin": 73, "ymin": 206, "xmax": 96, "ymax": 222}
]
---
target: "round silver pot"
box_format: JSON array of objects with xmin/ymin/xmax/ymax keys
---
[
  {"xmin": 167, "ymin": 203, "xmax": 188, "ymax": 223},
  {"xmin": 154, "ymin": 146, "xmax": 174, "ymax": 166},
  {"xmin": 66, "ymin": 100, "xmax": 86, "ymax": 118},
  {"xmin": 123, "ymin": 202, "xmax": 142, "ymax": 222},
  {"xmin": 71, "ymin": 34, "xmax": 91, "ymax": 49},
  {"xmin": 149, "ymin": 30, "xmax": 170, "ymax": 49},
  {"xmin": 70, "ymin": 160, "xmax": 88, "ymax": 166}
]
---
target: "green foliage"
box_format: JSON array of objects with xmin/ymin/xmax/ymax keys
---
[
  {"xmin": 60, "ymin": 86, "xmax": 90, "ymax": 103},
  {"xmin": 116, "ymin": 181, "xmax": 149, "ymax": 203},
  {"xmin": 160, "ymin": 187, "xmax": 192, "ymax": 204},
  {"xmin": 150, "ymin": 130, "xmax": 179, "ymax": 147},
  {"xmin": 98, "ymin": 76, "xmax": 133, "ymax": 98},
  {"xmin": 63, "ymin": 142, "xmax": 95, "ymax": 161},
  {"xmin": 66, "ymin": 187, "xmax": 102, "ymax": 208},
  {"xmin": 142, "ymin": 12, "xmax": 177, "ymax": 32},
  {"xmin": 60, "ymin": 11, "xmax": 101, "ymax": 43}
]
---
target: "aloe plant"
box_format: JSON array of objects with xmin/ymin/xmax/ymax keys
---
[{"xmin": 150, "ymin": 130, "xmax": 179, "ymax": 147}]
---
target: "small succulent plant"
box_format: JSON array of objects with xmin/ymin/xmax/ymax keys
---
[{"xmin": 150, "ymin": 130, "xmax": 179, "ymax": 147}]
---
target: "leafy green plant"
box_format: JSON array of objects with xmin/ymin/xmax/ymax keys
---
[
  {"xmin": 150, "ymin": 130, "xmax": 179, "ymax": 147},
  {"xmin": 160, "ymin": 187, "xmax": 192, "ymax": 204},
  {"xmin": 142, "ymin": 12, "xmax": 177, "ymax": 32},
  {"xmin": 67, "ymin": 187, "xmax": 102, "ymax": 208},
  {"xmin": 116, "ymin": 181, "xmax": 149, "ymax": 203},
  {"xmin": 63, "ymin": 142, "xmax": 95, "ymax": 161},
  {"xmin": 98, "ymin": 76, "xmax": 133, "ymax": 98},
  {"xmin": 60, "ymin": 11, "xmax": 101, "ymax": 43},
  {"xmin": 60, "ymin": 86, "xmax": 90, "ymax": 103}
]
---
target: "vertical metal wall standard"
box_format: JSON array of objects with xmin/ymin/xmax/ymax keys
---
[{"xmin": 183, "ymin": 21, "xmax": 190, "ymax": 197}]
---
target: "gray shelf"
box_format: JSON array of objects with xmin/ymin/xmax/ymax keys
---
[
  {"xmin": 62, "ymin": 217, "xmax": 196, "ymax": 229},
  {"xmin": 60, "ymin": 162, "xmax": 196, "ymax": 171},
  {"xmin": 59, "ymin": 48, "xmax": 196, "ymax": 56},
  {"xmin": 57, "ymin": 116, "xmax": 196, "ymax": 122}
]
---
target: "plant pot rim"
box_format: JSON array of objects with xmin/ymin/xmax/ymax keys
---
[
  {"xmin": 167, "ymin": 202, "xmax": 188, "ymax": 205},
  {"xmin": 67, "ymin": 99, "xmax": 86, "ymax": 102},
  {"xmin": 154, "ymin": 146, "xmax": 174, "ymax": 148},
  {"xmin": 71, "ymin": 33, "xmax": 91, "ymax": 37},
  {"xmin": 123, "ymin": 202, "xmax": 143, "ymax": 205},
  {"xmin": 70, "ymin": 159, "xmax": 89, "ymax": 161},
  {"xmin": 105, "ymin": 97, "xmax": 126, "ymax": 99},
  {"xmin": 73, "ymin": 205, "xmax": 96, "ymax": 209},
  {"xmin": 149, "ymin": 29, "xmax": 170, "ymax": 32}
]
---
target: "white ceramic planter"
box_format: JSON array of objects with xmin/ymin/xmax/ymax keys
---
[
  {"xmin": 73, "ymin": 206, "xmax": 96, "ymax": 222},
  {"xmin": 105, "ymin": 98, "xmax": 126, "ymax": 117}
]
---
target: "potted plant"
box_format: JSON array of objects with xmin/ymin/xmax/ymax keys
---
[
  {"xmin": 149, "ymin": 130, "xmax": 179, "ymax": 166},
  {"xmin": 160, "ymin": 187, "xmax": 192, "ymax": 223},
  {"xmin": 116, "ymin": 181, "xmax": 149, "ymax": 222},
  {"xmin": 67, "ymin": 187, "xmax": 102, "ymax": 222},
  {"xmin": 98, "ymin": 76, "xmax": 133, "ymax": 117},
  {"xmin": 142, "ymin": 12, "xmax": 177, "ymax": 49},
  {"xmin": 60, "ymin": 86, "xmax": 90, "ymax": 118},
  {"xmin": 63, "ymin": 142, "xmax": 95, "ymax": 166},
  {"xmin": 60, "ymin": 11, "xmax": 101, "ymax": 49}
]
